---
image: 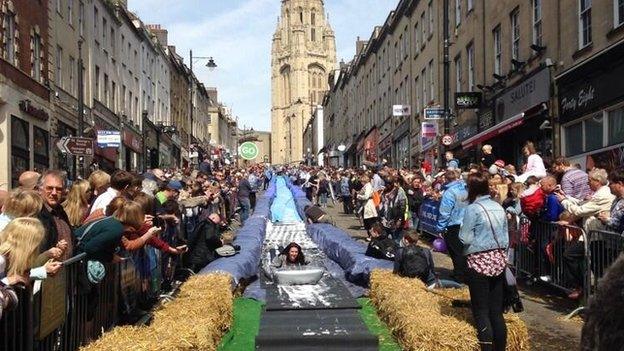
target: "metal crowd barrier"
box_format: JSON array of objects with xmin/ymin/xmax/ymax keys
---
[
  {"xmin": 587, "ymin": 229, "xmax": 624, "ymax": 294},
  {"xmin": 511, "ymin": 217, "xmax": 624, "ymax": 310}
]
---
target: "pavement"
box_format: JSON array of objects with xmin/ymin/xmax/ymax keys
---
[{"xmin": 322, "ymin": 200, "xmax": 583, "ymax": 351}]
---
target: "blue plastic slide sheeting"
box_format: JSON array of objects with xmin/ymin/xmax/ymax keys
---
[
  {"xmin": 307, "ymin": 224, "xmax": 393, "ymax": 286},
  {"xmin": 198, "ymin": 180, "xmax": 276, "ymax": 284},
  {"xmin": 284, "ymin": 179, "xmax": 312, "ymax": 222},
  {"xmin": 270, "ymin": 177, "xmax": 303, "ymax": 223}
]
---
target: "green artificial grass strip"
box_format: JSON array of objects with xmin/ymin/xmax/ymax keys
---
[
  {"xmin": 357, "ymin": 298, "xmax": 402, "ymax": 351},
  {"xmin": 218, "ymin": 298, "xmax": 264, "ymax": 351}
]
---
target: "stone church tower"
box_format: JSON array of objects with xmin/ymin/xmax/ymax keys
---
[{"xmin": 271, "ymin": 0, "xmax": 337, "ymax": 164}]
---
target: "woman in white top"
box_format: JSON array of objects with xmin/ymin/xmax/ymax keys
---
[
  {"xmin": 516, "ymin": 141, "xmax": 547, "ymax": 183},
  {"xmin": 357, "ymin": 174, "xmax": 378, "ymax": 240}
]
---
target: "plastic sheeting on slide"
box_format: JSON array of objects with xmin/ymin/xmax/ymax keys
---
[
  {"xmin": 284, "ymin": 179, "xmax": 312, "ymax": 221},
  {"xmin": 307, "ymin": 224, "xmax": 393, "ymax": 286},
  {"xmin": 270, "ymin": 177, "xmax": 302, "ymax": 223},
  {"xmin": 198, "ymin": 179, "xmax": 275, "ymax": 284}
]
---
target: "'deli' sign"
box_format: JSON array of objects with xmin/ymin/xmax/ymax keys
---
[{"xmin": 455, "ymin": 92, "xmax": 482, "ymax": 109}]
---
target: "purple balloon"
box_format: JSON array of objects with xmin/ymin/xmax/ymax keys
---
[{"xmin": 433, "ymin": 238, "xmax": 447, "ymax": 253}]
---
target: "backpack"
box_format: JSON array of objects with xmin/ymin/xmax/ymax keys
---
[
  {"xmin": 372, "ymin": 191, "xmax": 382, "ymax": 208},
  {"xmin": 520, "ymin": 187, "xmax": 545, "ymax": 217},
  {"xmin": 398, "ymin": 245, "xmax": 430, "ymax": 280}
]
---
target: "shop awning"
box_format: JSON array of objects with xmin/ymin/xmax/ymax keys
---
[{"xmin": 462, "ymin": 112, "xmax": 525, "ymax": 149}]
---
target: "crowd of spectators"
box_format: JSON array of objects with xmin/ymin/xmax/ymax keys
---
[{"xmin": 0, "ymin": 163, "xmax": 270, "ymax": 321}]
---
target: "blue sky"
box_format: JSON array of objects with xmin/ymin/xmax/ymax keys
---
[{"xmin": 129, "ymin": 0, "xmax": 398, "ymax": 132}]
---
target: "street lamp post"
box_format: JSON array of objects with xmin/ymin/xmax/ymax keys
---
[
  {"xmin": 77, "ymin": 39, "xmax": 85, "ymax": 177},
  {"xmin": 188, "ymin": 50, "xmax": 216, "ymax": 157}
]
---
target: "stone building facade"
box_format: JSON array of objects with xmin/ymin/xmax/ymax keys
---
[
  {"xmin": 271, "ymin": 0, "xmax": 336, "ymax": 164},
  {"xmin": 323, "ymin": 0, "xmax": 624, "ymax": 170}
]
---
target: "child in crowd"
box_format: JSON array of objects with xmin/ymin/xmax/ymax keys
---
[{"xmin": 394, "ymin": 229, "xmax": 462, "ymax": 288}]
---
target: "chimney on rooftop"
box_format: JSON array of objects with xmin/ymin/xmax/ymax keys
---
[{"xmin": 146, "ymin": 24, "xmax": 168, "ymax": 46}]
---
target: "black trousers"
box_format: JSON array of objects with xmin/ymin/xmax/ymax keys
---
[
  {"xmin": 250, "ymin": 192, "xmax": 256, "ymax": 211},
  {"xmin": 467, "ymin": 268, "xmax": 507, "ymax": 351},
  {"xmin": 562, "ymin": 241, "xmax": 585, "ymax": 289},
  {"xmin": 342, "ymin": 195, "xmax": 353, "ymax": 214},
  {"xmin": 444, "ymin": 225, "xmax": 467, "ymax": 282}
]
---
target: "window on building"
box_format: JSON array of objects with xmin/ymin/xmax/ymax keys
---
[
  {"xmin": 455, "ymin": 0, "xmax": 461, "ymax": 27},
  {"xmin": 104, "ymin": 74, "xmax": 109, "ymax": 105},
  {"xmin": 57, "ymin": 0, "xmax": 62, "ymax": 14},
  {"xmin": 455, "ymin": 55, "xmax": 462, "ymax": 92},
  {"xmin": 414, "ymin": 22, "xmax": 420, "ymax": 54},
  {"xmin": 402, "ymin": 27, "xmax": 408, "ymax": 58},
  {"xmin": 493, "ymin": 25, "xmax": 502, "ymax": 75},
  {"xmin": 421, "ymin": 68, "xmax": 427, "ymax": 107},
  {"xmin": 564, "ymin": 122, "xmax": 583, "ymax": 156},
  {"xmin": 511, "ymin": 8, "xmax": 520, "ymax": 60},
  {"xmin": 421, "ymin": 12, "xmax": 426, "ymax": 48},
  {"xmin": 94, "ymin": 6, "xmax": 98, "ymax": 38},
  {"xmin": 311, "ymin": 12, "xmax": 316, "ymax": 41},
  {"xmin": 111, "ymin": 81, "xmax": 117, "ymax": 112},
  {"xmin": 429, "ymin": 60, "xmax": 435, "ymax": 102},
  {"xmin": 79, "ymin": 1, "xmax": 84, "ymax": 36},
  {"xmin": 33, "ymin": 126, "xmax": 49, "ymax": 173},
  {"xmin": 532, "ymin": 0, "xmax": 542, "ymax": 47},
  {"xmin": 122, "ymin": 85, "xmax": 127, "ymax": 113},
  {"xmin": 33, "ymin": 33, "xmax": 42, "ymax": 82},
  {"xmin": 4, "ymin": 10, "xmax": 16, "ymax": 64},
  {"xmin": 11, "ymin": 116, "xmax": 30, "ymax": 187},
  {"xmin": 609, "ymin": 106, "xmax": 624, "ymax": 145},
  {"xmin": 94, "ymin": 65, "xmax": 100, "ymax": 99},
  {"xmin": 415, "ymin": 76, "xmax": 420, "ymax": 112},
  {"xmin": 68, "ymin": 0, "xmax": 73, "ymax": 25},
  {"xmin": 110, "ymin": 27, "xmax": 115, "ymax": 52},
  {"xmin": 616, "ymin": 0, "xmax": 624, "ymax": 27},
  {"xmin": 467, "ymin": 43, "xmax": 475, "ymax": 91},
  {"xmin": 69, "ymin": 56, "xmax": 75, "ymax": 94},
  {"xmin": 468, "ymin": 0, "xmax": 474, "ymax": 11},
  {"xmin": 102, "ymin": 17, "xmax": 107, "ymax": 43},
  {"xmin": 579, "ymin": 0, "xmax": 592, "ymax": 48},
  {"xmin": 428, "ymin": 1, "xmax": 434, "ymax": 36},
  {"xmin": 56, "ymin": 46, "xmax": 63, "ymax": 88}
]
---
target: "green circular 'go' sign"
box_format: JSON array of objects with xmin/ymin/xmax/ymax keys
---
[{"xmin": 239, "ymin": 142, "xmax": 259, "ymax": 160}]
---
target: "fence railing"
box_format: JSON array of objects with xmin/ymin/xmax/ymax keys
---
[
  {"xmin": 508, "ymin": 216, "xmax": 624, "ymax": 311},
  {"xmin": 0, "ymin": 207, "xmax": 204, "ymax": 351}
]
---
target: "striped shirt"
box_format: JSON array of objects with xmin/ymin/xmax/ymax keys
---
[{"xmin": 561, "ymin": 168, "xmax": 591, "ymax": 201}]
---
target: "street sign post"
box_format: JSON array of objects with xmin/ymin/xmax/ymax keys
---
[
  {"xmin": 239, "ymin": 141, "xmax": 259, "ymax": 160},
  {"xmin": 424, "ymin": 107, "xmax": 446, "ymax": 120},
  {"xmin": 56, "ymin": 137, "xmax": 94, "ymax": 156},
  {"xmin": 441, "ymin": 134, "xmax": 453, "ymax": 146},
  {"xmin": 96, "ymin": 130, "xmax": 121, "ymax": 148}
]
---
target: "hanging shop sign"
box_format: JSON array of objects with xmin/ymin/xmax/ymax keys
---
[
  {"xmin": 97, "ymin": 130, "xmax": 121, "ymax": 148},
  {"xmin": 424, "ymin": 107, "xmax": 446, "ymax": 120},
  {"xmin": 455, "ymin": 92, "xmax": 482, "ymax": 109},
  {"xmin": 392, "ymin": 105, "xmax": 411, "ymax": 117}
]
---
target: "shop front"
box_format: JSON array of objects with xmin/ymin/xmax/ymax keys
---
[
  {"xmin": 122, "ymin": 127, "xmax": 143, "ymax": 172},
  {"xmin": 379, "ymin": 134, "xmax": 392, "ymax": 164},
  {"xmin": 462, "ymin": 67, "xmax": 552, "ymax": 168},
  {"xmin": 159, "ymin": 132, "xmax": 174, "ymax": 169},
  {"xmin": 363, "ymin": 128, "xmax": 379, "ymax": 164},
  {"xmin": 94, "ymin": 118, "xmax": 120, "ymax": 173},
  {"xmin": 393, "ymin": 120, "xmax": 410, "ymax": 168},
  {"xmin": 557, "ymin": 41, "xmax": 624, "ymax": 171},
  {"xmin": 8, "ymin": 100, "xmax": 51, "ymax": 187}
]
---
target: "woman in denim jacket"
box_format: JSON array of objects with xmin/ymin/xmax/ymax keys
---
[{"xmin": 459, "ymin": 173, "xmax": 509, "ymax": 351}]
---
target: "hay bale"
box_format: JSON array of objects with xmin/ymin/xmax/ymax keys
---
[
  {"xmin": 81, "ymin": 274, "xmax": 233, "ymax": 351},
  {"xmin": 370, "ymin": 270, "xmax": 529, "ymax": 351}
]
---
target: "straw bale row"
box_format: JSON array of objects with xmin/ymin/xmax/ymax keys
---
[
  {"xmin": 370, "ymin": 270, "xmax": 530, "ymax": 351},
  {"xmin": 81, "ymin": 273, "xmax": 233, "ymax": 351}
]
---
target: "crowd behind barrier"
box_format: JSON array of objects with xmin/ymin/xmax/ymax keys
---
[{"xmin": 0, "ymin": 162, "xmax": 271, "ymax": 351}]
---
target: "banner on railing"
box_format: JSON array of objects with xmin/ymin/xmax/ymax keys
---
[{"xmin": 418, "ymin": 198, "xmax": 440, "ymax": 235}]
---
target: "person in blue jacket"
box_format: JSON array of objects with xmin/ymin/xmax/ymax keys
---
[{"xmin": 435, "ymin": 169, "xmax": 469, "ymax": 282}]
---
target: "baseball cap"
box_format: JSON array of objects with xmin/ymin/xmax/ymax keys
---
[{"xmin": 167, "ymin": 180, "xmax": 183, "ymax": 190}]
